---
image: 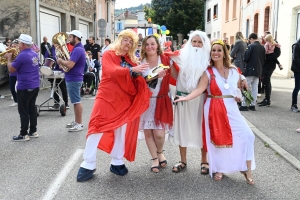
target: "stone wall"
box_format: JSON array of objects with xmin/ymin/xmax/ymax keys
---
[
  {"xmin": 0, "ymin": 0, "xmax": 95, "ymax": 40},
  {"xmin": 0, "ymin": 0, "xmax": 31, "ymax": 39},
  {"xmin": 40, "ymin": 0, "xmax": 96, "ymax": 19}
]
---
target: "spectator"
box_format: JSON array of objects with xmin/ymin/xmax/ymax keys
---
[
  {"xmin": 223, "ymin": 37, "xmax": 230, "ymax": 51},
  {"xmin": 40, "ymin": 36, "xmax": 51, "ymax": 57},
  {"xmin": 291, "ymin": 38, "xmax": 300, "ymax": 113},
  {"xmin": 242, "ymin": 33, "xmax": 266, "ymax": 111},
  {"xmin": 230, "ymin": 32, "xmax": 247, "ymax": 74},
  {"xmin": 87, "ymin": 36, "xmax": 101, "ymax": 64}
]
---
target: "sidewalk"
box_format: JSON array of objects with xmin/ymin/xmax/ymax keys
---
[{"xmin": 241, "ymin": 73, "xmax": 300, "ymax": 166}]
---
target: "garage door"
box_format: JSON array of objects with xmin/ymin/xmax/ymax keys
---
[
  {"xmin": 40, "ymin": 11, "xmax": 60, "ymax": 45},
  {"xmin": 79, "ymin": 22, "xmax": 88, "ymax": 44}
]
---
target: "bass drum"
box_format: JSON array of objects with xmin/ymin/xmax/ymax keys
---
[{"xmin": 40, "ymin": 58, "xmax": 56, "ymax": 75}]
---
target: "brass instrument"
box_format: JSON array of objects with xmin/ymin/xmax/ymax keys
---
[
  {"xmin": 52, "ymin": 32, "xmax": 70, "ymax": 72},
  {"xmin": 0, "ymin": 48, "xmax": 20, "ymax": 66}
]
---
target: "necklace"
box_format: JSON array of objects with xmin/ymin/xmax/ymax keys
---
[{"xmin": 222, "ymin": 67, "xmax": 230, "ymax": 89}]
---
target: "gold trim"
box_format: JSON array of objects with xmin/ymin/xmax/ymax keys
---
[{"xmin": 207, "ymin": 95, "xmax": 234, "ymax": 98}]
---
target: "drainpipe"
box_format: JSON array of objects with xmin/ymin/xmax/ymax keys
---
[
  {"xmin": 275, "ymin": 0, "xmax": 279, "ymax": 39},
  {"xmin": 35, "ymin": 0, "xmax": 40, "ymax": 49}
]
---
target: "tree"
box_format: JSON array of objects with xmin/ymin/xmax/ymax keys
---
[
  {"xmin": 150, "ymin": 0, "xmax": 173, "ymax": 26},
  {"xmin": 165, "ymin": 0, "xmax": 205, "ymax": 40}
]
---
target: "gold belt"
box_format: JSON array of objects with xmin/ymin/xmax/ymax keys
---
[{"xmin": 207, "ymin": 95, "xmax": 234, "ymax": 98}]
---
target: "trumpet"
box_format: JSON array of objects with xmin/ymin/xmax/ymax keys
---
[
  {"xmin": 0, "ymin": 48, "xmax": 20, "ymax": 65},
  {"xmin": 52, "ymin": 32, "xmax": 70, "ymax": 72}
]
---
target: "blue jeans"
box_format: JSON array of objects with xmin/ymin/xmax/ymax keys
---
[
  {"xmin": 292, "ymin": 72, "xmax": 300, "ymax": 105},
  {"xmin": 17, "ymin": 88, "xmax": 39, "ymax": 136},
  {"xmin": 9, "ymin": 75, "xmax": 17, "ymax": 103}
]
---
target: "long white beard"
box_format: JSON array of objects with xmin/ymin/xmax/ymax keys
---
[{"xmin": 179, "ymin": 47, "xmax": 210, "ymax": 92}]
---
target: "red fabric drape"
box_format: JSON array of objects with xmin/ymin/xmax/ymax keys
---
[
  {"xmin": 207, "ymin": 67, "xmax": 233, "ymax": 148},
  {"xmin": 87, "ymin": 50, "xmax": 152, "ymax": 161},
  {"xmin": 163, "ymin": 51, "xmax": 180, "ymax": 86},
  {"xmin": 153, "ymin": 55, "xmax": 173, "ymax": 129}
]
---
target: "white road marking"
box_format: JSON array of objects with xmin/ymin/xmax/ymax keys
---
[{"xmin": 42, "ymin": 149, "xmax": 84, "ymax": 200}]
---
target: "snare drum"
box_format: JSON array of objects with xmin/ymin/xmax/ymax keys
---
[{"xmin": 40, "ymin": 58, "xmax": 56, "ymax": 75}]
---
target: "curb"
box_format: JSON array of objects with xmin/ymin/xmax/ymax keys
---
[{"xmin": 246, "ymin": 119, "xmax": 300, "ymax": 171}]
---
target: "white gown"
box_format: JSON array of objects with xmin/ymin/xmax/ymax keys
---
[{"xmin": 204, "ymin": 67, "xmax": 256, "ymax": 177}]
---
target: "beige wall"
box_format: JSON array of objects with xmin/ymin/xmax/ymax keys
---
[{"xmin": 222, "ymin": 0, "xmax": 242, "ymax": 45}]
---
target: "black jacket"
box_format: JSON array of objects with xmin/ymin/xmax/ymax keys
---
[
  {"xmin": 291, "ymin": 39, "xmax": 300, "ymax": 73},
  {"xmin": 243, "ymin": 41, "xmax": 266, "ymax": 77},
  {"xmin": 263, "ymin": 46, "xmax": 281, "ymax": 71}
]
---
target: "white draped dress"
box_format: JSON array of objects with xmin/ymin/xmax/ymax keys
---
[{"xmin": 204, "ymin": 67, "xmax": 256, "ymax": 177}]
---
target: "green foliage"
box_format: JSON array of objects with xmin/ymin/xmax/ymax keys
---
[
  {"xmin": 144, "ymin": 5, "xmax": 155, "ymax": 22},
  {"xmin": 147, "ymin": 0, "xmax": 205, "ymax": 40}
]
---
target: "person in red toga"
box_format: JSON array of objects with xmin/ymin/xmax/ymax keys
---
[{"xmin": 77, "ymin": 29, "xmax": 151, "ymax": 182}]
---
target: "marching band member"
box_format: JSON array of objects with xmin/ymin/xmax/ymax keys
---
[
  {"xmin": 56, "ymin": 30, "xmax": 86, "ymax": 132},
  {"xmin": 76, "ymin": 29, "xmax": 151, "ymax": 182},
  {"xmin": 4, "ymin": 34, "xmax": 40, "ymax": 141},
  {"xmin": 45, "ymin": 45, "xmax": 69, "ymax": 109}
]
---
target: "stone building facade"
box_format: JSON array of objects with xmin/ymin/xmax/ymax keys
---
[{"xmin": 0, "ymin": 0, "xmax": 95, "ymax": 46}]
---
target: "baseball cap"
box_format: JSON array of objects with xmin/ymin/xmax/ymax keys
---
[
  {"xmin": 18, "ymin": 34, "xmax": 33, "ymax": 45},
  {"xmin": 66, "ymin": 30, "xmax": 82, "ymax": 39}
]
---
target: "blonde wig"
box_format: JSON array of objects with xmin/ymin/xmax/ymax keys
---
[{"xmin": 110, "ymin": 29, "xmax": 139, "ymax": 63}]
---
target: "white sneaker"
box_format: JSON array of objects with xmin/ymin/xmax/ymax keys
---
[
  {"xmin": 257, "ymin": 94, "xmax": 261, "ymax": 97},
  {"xmin": 66, "ymin": 121, "xmax": 76, "ymax": 128},
  {"xmin": 10, "ymin": 102, "xmax": 18, "ymax": 107},
  {"xmin": 0, "ymin": 95, "xmax": 4, "ymax": 99},
  {"xmin": 11, "ymin": 96, "xmax": 13, "ymax": 100},
  {"xmin": 28, "ymin": 132, "xmax": 39, "ymax": 138},
  {"xmin": 69, "ymin": 123, "xmax": 83, "ymax": 132}
]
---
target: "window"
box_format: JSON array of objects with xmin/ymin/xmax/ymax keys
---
[
  {"xmin": 225, "ymin": 0, "xmax": 229, "ymax": 21},
  {"xmin": 254, "ymin": 13, "xmax": 259, "ymax": 33},
  {"xmin": 246, "ymin": 19, "xmax": 250, "ymax": 38},
  {"xmin": 264, "ymin": 7, "xmax": 270, "ymax": 31},
  {"xmin": 117, "ymin": 22, "xmax": 122, "ymax": 31},
  {"xmin": 232, "ymin": 0, "xmax": 237, "ymax": 19},
  {"xmin": 207, "ymin": 9, "xmax": 211, "ymax": 22},
  {"xmin": 213, "ymin": 4, "xmax": 218, "ymax": 19}
]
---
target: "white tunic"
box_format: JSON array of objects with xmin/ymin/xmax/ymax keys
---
[{"xmin": 204, "ymin": 67, "xmax": 256, "ymax": 177}]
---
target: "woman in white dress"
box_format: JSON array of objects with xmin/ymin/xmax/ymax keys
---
[
  {"xmin": 174, "ymin": 40, "xmax": 255, "ymax": 185},
  {"xmin": 139, "ymin": 35, "xmax": 173, "ymax": 173}
]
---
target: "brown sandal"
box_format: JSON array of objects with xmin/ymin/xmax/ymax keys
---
[
  {"xmin": 213, "ymin": 172, "xmax": 223, "ymax": 181},
  {"xmin": 240, "ymin": 168, "xmax": 254, "ymax": 185},
  {"xmin": 172, "ymin": 161, "xmax": 187, "ymax": 173}
]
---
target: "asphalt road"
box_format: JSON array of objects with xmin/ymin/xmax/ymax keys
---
[{"xmin": 0, "ymin": 75, "xmax": 300, "ymax": 200}]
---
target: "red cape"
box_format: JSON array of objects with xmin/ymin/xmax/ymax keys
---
[
  {"xmin": 87, "ymin": 50, "xmax": 152, "ymax": 161},
  {"xmin": 163, "ymin": 51, "xmax": 180, "ymax": 86}
]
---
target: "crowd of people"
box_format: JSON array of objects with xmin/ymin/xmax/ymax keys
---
[{"xmin": 1, "ymin": 27, "xmax": 300, "ymax": 186}]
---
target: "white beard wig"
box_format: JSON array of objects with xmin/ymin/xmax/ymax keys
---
[{"xmin": 179, "ymin": 31, "xmax": 211, "ymax": 93}]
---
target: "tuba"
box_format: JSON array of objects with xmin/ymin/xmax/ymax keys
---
[
  {"xmin": 0, "ymin": 48, "xmax": 20, "ymax": 66},
  {"xmin": 52, "ymin": 32, "xmax": 70, "ymax": 72}
]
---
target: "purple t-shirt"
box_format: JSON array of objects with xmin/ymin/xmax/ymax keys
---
[
  {"xmin": 12, "ymin": 48, "xmax": 40, "ymax": 90},
  {"xmin": 65, "ymin": 43, "xmax": 85, "ymax": 82}
]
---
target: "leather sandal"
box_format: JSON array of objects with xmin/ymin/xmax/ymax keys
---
[
  {"xmin": 200, "ymin": 162, "xmax": 209, "ymax": 175},
  {"xmin": 240, "ymin": 168, "xmax": 254, "ymax": 185},
  {"xmin": 172, "ymin": 161, "xmax": 187, "ymax": 173},
  {"xmin": 157, "ymin": 150, "xmax": 167, "ymax": 168},
  {"xmin": 213, "ymin": 172, "xmax": 223, "ymax": 181},
  {"xmin": 150, "ymin": 157, "xmax": 160, "ymax": 173}
]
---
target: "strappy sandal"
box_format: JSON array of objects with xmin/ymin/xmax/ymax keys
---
[
  {"xmin": 172, "ymin": 161, "xmax": 187, "ymax": 173},
  {"xmin": 200, "ymin": 162, "xmax": 209, "ymax": 175},
  {"xmin": 150, "ymin": 157, "xmax": 160, "ymax": 173},
  {"xmin": 240, "ymin": 168, "xmax": 254, "ymax": 185},
  {"xmin": 213, "ymin": 172, "xmax": 223, "ymax": 181},
  {"xmin": 157, "ymin": 150, "xmax": 167, "ymax": 168}
]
